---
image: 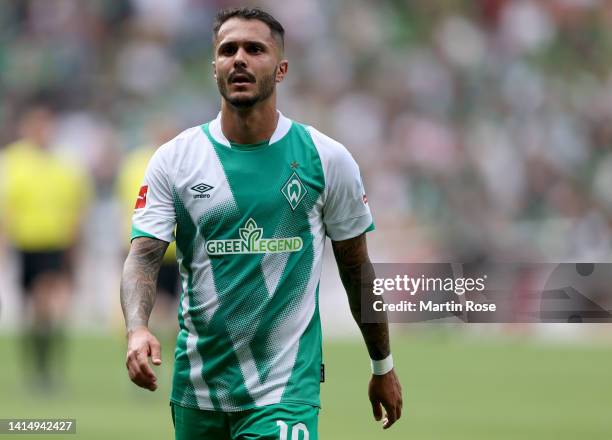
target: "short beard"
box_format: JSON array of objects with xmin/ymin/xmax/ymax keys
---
[{"xmin": 218, "ymin": 67, "xmax": 277, "ymax": 109}]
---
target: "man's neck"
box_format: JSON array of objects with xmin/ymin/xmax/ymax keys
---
[{"xmin": 220, "ymin": 99, "xmax": 278, "ymax": 145}]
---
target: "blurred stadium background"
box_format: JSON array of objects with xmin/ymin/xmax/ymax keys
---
[{"xmin": 0, "ymin": 0, "xmax": 611, "ymax": 439}]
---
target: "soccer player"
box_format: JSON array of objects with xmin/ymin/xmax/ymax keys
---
[
  {"xmin": 0, "ymin": 104, "xmax": 92, "ymax": 389},
  {"xmin": 120, "ymin": 7, "xmax": 402, "ymax": 439}
]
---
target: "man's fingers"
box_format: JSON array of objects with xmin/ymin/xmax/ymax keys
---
[
  {"xmin": 383, "ymin": 409, "xmax": 397, "ymax": 429},
  {"xmin": 126, "ymin": 348, "xmax": 158, "ymax": 391},
  {"xmin": 125, "ymin": 329, "xmax": 162, "ymax": 391},
  {"xmin": 126, "ymin": 359, "xmax": 156, "ymax": 390},
  {"xmin": 371, "ymin": 400, "xmax": 383, "ymax": 421},
  {"xmin": 136, "ymin": 350, "xmax": 156, "ymax": 378},
  {"xmin": 134, "ymin": 376, "xmax": 157, "ymax": 391},
  {"xmin": 126, "ymin": 362, "xmax": 136, "ymax": 382},
  {"xmin": 382, "ymin": 406, "xmax": 397, "ymax": 429},
  {"xmin": 368, "ymin": 371, "xmax": 403, "ymax": 430},
  {"xmin": 150, "ymin": 340, "xmax": 162, "ymax": 366},
  {"xmin": 129, "ymin": 367, "xmax": 157, "ymax": 391},
  {"xmin": 141, "ymin": 378, "xmax": 158, "ymax": 391}
]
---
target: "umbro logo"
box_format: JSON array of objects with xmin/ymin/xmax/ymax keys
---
[{"xmin": 191, "ymin": 182, "xmax": 214, "ymax": 199}]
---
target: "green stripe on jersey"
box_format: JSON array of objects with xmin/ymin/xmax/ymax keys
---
[{"xmin": 131, "ymin": 226, "xmax": 157, "ymax": 241}]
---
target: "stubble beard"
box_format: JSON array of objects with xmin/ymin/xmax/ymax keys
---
[{"xmin": 218, "ymin": 67, "xmax": 277, "ymax": 109}]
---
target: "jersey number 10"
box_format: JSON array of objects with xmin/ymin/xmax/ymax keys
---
[{"xmin": 276, "ymin": 420, "xmax": 309, "ymax": 440}]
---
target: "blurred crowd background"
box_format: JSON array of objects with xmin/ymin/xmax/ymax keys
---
[{"xmin": 1, "ymin": 0, "xmax": 612, "ymax": 333}]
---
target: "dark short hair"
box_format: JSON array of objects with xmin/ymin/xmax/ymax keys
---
[{"xmin": 213, "ymin": 7, "xmax": 285, "ymax": 52}]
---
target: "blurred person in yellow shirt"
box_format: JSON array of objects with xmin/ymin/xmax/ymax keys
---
[
  {"xmin": 116, "ymin": 121, "xmax": 179, "ymax": 334},
  {"xmin": 0, "ymin": 104, "xmax": 92, "ymax": 390}
]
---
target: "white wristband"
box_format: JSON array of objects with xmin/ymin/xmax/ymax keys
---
[{"xmin": 371, "ymin": 354, "xmax": 393, "ymax": 375}]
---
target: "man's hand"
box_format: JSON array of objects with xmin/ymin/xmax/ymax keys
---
[
  {"xmin": 369, "ymin": 369, "xmax": 403, "ymax": 429},
  {"xmin": 126, "ymin": 326, "xmax": 162, "ymax": 391}
]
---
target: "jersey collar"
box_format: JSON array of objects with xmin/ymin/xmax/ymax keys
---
[{"xmin": 209, "ymin": 110, "xmax": 292, "ymax": 148}]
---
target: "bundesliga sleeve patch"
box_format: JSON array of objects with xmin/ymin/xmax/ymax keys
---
[{"xmin": 134, "ymin": 185, "xmax": 148, "ymax": 209}]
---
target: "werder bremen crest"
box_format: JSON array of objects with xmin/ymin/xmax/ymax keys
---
[
  {"xmin": 281, "ymin": 171, "xmax": 307, "ymax": 210},
  {"xmin": 206, "ymin": 218, "xmax": 303, "ymax": 255}
]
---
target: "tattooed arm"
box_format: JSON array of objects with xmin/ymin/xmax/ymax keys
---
[
  {"xmin": 332, "ymin": 233, "xmax": 389, "ymax": 359},
  {"xmin": 121, "ymin": 237, "xmax": 168, "ymax": 330},
  {"xmin": 120, "ymin": 236, "xmax": 168, "ymax": 391},
  {"xmin": 332, "ymin": 233, "xmax": 403, "ymax": 429}
]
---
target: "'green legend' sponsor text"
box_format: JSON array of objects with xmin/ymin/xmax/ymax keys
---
[{"xmin": 206, "ymin": 218, "xmax": 303, "ymax": 255}]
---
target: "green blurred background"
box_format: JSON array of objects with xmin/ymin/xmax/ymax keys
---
[{"xmin": 1, "ymin": 331, "xmax": 611, "ymax": 439}]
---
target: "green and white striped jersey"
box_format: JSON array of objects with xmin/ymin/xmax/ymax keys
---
[{"xmin": 132, "ymin": 111, "xmax": 374, "ymax": 411}]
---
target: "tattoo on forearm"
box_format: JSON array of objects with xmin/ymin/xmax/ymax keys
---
[
  {"xmin": 120, "ymin": 237, "xmax": 168, "ymax": 332},
  {"xmin": 332, "ymin": 234, "xmax": 390, "ymax": 360}
]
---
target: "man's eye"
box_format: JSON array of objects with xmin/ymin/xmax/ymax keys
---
[
  {"xmin": 248, "ymin": 45, "xmax": 263, "ymax": 53},
  {"xmin": 220, "ymin": 46, "xmax": 236, "ymax": 55}
]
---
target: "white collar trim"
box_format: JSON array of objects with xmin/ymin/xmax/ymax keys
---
[{"xmin": 209, "ymin": 110, "xmax": 292, "ymax": 147}]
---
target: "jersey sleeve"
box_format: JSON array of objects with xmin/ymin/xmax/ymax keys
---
[
  {"xmin": 131, "ymin": 144, "xmax": 176, "ymax": 243},
  {"xmin": 308, "ymin": 127, "xmax": 375, "ymax": 241}
]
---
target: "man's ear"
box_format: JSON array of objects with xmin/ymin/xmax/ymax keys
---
[
  {"xmin": 275, "ymin": 60, "xmax": 288, "ymax": 83},
  {"xmin": 212, "ymin": 60, "xmax": 217, "ymax": 79}
]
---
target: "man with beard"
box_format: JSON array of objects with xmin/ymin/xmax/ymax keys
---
[{"xmin": 120, "ymin": 7, "xmax": 402, "ymax": 439}]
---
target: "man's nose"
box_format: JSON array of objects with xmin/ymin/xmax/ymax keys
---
[{"xmin": 233, "ymin": 47, "xmax": 248, "ymax": 68}]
